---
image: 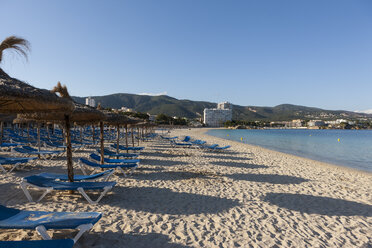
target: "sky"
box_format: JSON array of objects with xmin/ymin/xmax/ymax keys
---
[{"xmin": 1, "ymin": 0, "xmax": 372, "ymax": 111}]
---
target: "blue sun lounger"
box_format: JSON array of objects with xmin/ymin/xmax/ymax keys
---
[
  {"xmin": 160, "ymin": 135, "xmax": 178, "ymax": 140},
  {"xmin": 79, "ymin": 158, "xmax": 138, "ymax": 177},
  {"xmin": 90, "ymin": 153, "xmax": 140, "ymax": 165},
  {"xmin": 0, "ymin": 239, "xmax": 74, "ymax": 248},
  {"xmin": 213, "ymin": 145, "xmax": 231, "ymax": 150},
  {"xmin": 96, "ymin": 148, "xmax": 139, "ymax": 158},
  {"xmin": 190, "ymin": 140, "xmax": 206, "ymax": 145},
  {"xmin": 0, "ymin": 156, "xmax": 37, "ymax": 173},
  {"xmin": 14, "ymin": 146, "xmax": 63, "ymax": 159},
  {"xmin": 110, "ymin": 144, "xmax": 145, "ymax": 153},
  {"xmin": 37, "ymin": 169, "xmax": 114, "ymax": 182},
  {"xmin": 199, "ymin": 144, "xmax": 219, "ymax": 150},
  {"xmin": 20, "ymin": 175, "xmax": 116, "ymax": 205},
  {"xmin": 0, "ymin": 205, "xmax": 101, "ymax": 243},
  {"xmin": 0, "ymin": 143, "xmax": 20, "ymax": 149},
  {"xmin": 201, "ymin": 144, "xmax": 231, "ymax": 151}
]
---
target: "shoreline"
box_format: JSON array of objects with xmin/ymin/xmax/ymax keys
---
[
  {"xmin": 201, "ymin": 127, "xmax": 372, "ymax": 175},
  {"xmin": 1, "ymin": 128, "xmax": 371, "ymax": 247}
]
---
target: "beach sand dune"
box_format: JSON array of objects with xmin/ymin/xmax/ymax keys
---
[{"xmin": 0, "ymin": 128, "xmax": 371, "ymax": 247}]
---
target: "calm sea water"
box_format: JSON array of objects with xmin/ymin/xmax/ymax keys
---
[{"xmin": 206, "ymin": 129, "xmax": 372, "ymax": 172}]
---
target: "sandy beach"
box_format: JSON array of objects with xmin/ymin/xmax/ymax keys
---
[{"xmin": 0, "ymin": 128, "xmax": 371, "ymax": 247}]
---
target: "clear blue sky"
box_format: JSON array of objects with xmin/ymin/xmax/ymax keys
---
[{"xmin": 1, "ymin": 0, "xmax": 372, "ymax": 111}]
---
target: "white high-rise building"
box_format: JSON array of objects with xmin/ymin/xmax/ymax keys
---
[
  {"xmin": 85, "ymin": 97, "xmax": 96, "ymax": 107},
  {"xmin": 217, "ymin": 101, "xmax": 232, "ymax": 110},
  {"xmin": 203, "ymin": 101, "xmax": 232, "ymax": 127}
]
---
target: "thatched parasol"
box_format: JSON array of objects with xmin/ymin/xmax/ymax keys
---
[
  {"xmin": 0, "ymin": 70, "xmax": 74, "ymax": 114},
  {"xmin": 18, "ymin": 100, "xmax": 105, "ymax": 181},
  {"xmin": 0, "ymin": 36, "xmax": 73, "ymax": 114}
]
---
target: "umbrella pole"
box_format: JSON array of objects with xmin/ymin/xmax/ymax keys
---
[
  {"xmin": 0, "ymin": 122, "xmax": 3, "ymax": 145},
  {"xmin": 20, "ymin": 124, "xmax": 23, "ymax": 137},
  {"xmin": 80, "ymin": 126, "xmax": 83, "ymax": 144},
  {"xmin": 64, "ymin": 114, "xmax": 74, "ymax": 183},
  {"xmin": 27, "ymin": 123, "xmax": 30, "ymax": 142},
  {"xmin": 92, "ymin": 125, "xmax": 95, "ymax": 144},
  {"xmin": 137, "ymin": 127, "xmax": 140, "ymax": 146},
  {"xmin": 37, "ymin": 123, "xmax": 41, "ymax": 153},
  {"xmin": 100, "ymin": 121, "xmax": 104, "ymax": 166},
  {"xmin": 116, "ymin": 124, "xmax": 120, "ymax": 155},
  {"xmin": 47, "ymin": 124, "xmax": 50, "ymax": 140},
  {"xmin": 125, "ymin": 124, "xmax": 129, "ymax": 153},
  {"xmin": 131, "ymin": 127, "xmax": 135, "ymax": 147}
]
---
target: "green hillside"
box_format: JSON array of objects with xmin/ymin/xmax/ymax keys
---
[{"xmin": 72, "ymin": 94, "xmax": 372, "ymax": 121}]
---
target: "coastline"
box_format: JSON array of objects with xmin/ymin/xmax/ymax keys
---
[
  {"xmin": 1, "ymin": 128, "xmax": 371, "ymax": 247},
  {"xmin": 202, "ymin": 127, "xmax": 372, "ymax": 175}
]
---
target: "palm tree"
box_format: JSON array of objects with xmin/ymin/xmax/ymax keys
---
[{"xmin": 0, "ymin": 36, "xmax": 30, "ymax": 75}]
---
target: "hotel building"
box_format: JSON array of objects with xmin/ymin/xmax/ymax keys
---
[
  {"xmin": 85, "ymin": 97, "xmax": 96, "ymax": 107},
  {"xmin": 203, "ymin": 101, "xmax": 233, "ymax": 127}
]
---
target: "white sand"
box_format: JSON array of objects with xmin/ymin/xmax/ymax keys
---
[{"xmin": 0, "ymin": 128, "xmax": 371, "ymax": 247}]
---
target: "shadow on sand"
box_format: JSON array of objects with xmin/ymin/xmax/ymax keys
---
[
  {"xmin": 213, "ymin": 161, "xmax": 268, "ymax": 169},
  {"xmin": 202, "ymin": 155, "xmax": 251, "ymax": 161},
  {"xmin": 141, "ymin": 151, "xmax": 175, "ymax": 158},
  {"xmin": 141, "ymin": 159, "xmax": 189, "ymax": 167},
  {"xmin": 227, "ymin": 173, "xmax": 308, "ymax": 184},
  {"xmin": 132, "ymin": 171, "xmax": 211, "ymax": 181},
  {"xmin": 75, "ymin": 231, "xmax": 192, "ymax": 248},
  {"xmin": 263, "ymin": 193, "xmax": 372, "ymax": 217},
  {"xmin": 110, "ymin": 186, "xmax": 239, "ymax": 215}
]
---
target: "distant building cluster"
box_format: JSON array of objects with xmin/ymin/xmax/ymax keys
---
[
  {"xmin": 269, "ymin": 118, "xmax": 357, "ymax": 129},
  {"xmin": 85, "ymin": 97, "xmax": 96, "ymax": 107},
  {"xmin": 203, "ymin": 101, "xmax": 232, "ymax": 127}
]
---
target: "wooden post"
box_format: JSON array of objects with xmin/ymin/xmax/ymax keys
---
[
  {"xmin": 116, "ymin": 124, "xmax": 120, "ymax": 155},
  {"xmin": 92, "ymin": 125, "xmax": 95, "ymax": 144},
  {"xmin": 100, "ymin": 121, "xmax": 104, "ymax": 165},
  {"xmin": 125, "ymin": 124, "xmax": 129, "ymax": 153},
  {"xmin": 64, "ymin": 114, "xmax": 74, "ymax": 183},
  {"xmin": 131, "ymin": 126, "xmax": 135, "ymax": 147},
  {"xmin": 37, "ymin": 122, "xmax": 41, "ymax": 152},
  {"xmin": 0, "ymin": 122, "xmax": 3, "ymax": 145},
  {"xmin": 27, "ymin": 123, "xmax": 30, "ymax": 142}
]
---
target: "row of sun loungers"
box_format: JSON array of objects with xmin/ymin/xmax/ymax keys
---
[
  {"xmin": 161, "ymin": 135, "xmax": 231, "ymax": 151},
  {"xmin": 1, "ymin": 130, "xmax": 231, "ymax": 245}
]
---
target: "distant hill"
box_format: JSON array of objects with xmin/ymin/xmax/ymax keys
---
[{"xmin": 72, "ymin": 94, "xmax": 372, "ymax": 121}]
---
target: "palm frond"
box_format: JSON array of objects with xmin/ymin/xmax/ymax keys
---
[
  {"xmin": 0, "ymin": 36, "xmax": 30, "ymax": 63},
  {"xmin": 51, "ymin": 82, "xmax": 71, "ymax": 99}
]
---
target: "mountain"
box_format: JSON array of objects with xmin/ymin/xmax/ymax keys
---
[{"xmin": 72, "ymin": 94, "xmax": 372, "ymax": 121}]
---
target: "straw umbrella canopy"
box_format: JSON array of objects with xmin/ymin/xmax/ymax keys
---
[
  {"xmin": 18, "ymin": 101, "xmax": 105, "ymax": 181},
  {"xmin": 0, "ymin": 70, "xmax": 74, "ymax": 114},
  {"xmin": 0, "ymin": 37, "xmax": 73, "ymax": 114},
  {"xmin": 0, "ymin": 36, "xmax": 74, "ymax": 161}
]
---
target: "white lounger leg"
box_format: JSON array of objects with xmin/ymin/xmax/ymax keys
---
[
  {"xmin": 0, "ymin": 165, "xmax": 7, "ymax": 173},
  {"xmin": 8, "ymin": 162, "xmax": 21, "ymax": 173},
  {"xmin": 102, "ymin": 170, "xmax": 115, "ymax": 181},
  {"xmin": 20, "ymin": 181, "xmax": 53, "ymax": 202},
  {"xmin": 77, "ymin": 186, "xmax": 112, "ymax": 205},
  {"xmin": 79, "ymin": 162, "xmax": 88, "ymax": 175},
  {"xmin": 36, "ymin": 225, "xmax": 52, "ymax": 240},
  {"xmin": 116, "ymin": 166, "xmax": 127, "ymax": 177},
  {"xmin": 73, "ymin": 223, "xmax": 94, "ymax": 243}
]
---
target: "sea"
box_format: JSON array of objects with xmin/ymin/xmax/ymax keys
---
[{"xmin": 206, "ymin": 129, "xmax": 372, "ymax": 173}]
